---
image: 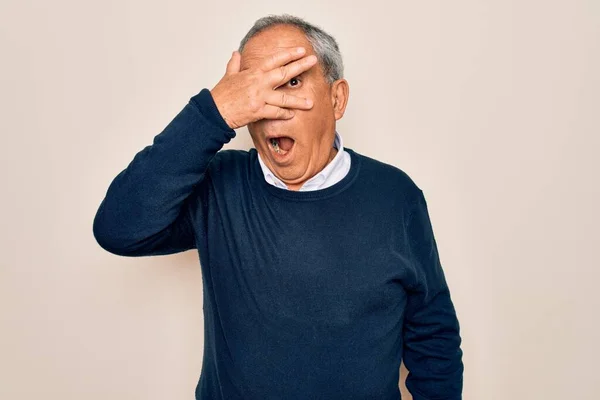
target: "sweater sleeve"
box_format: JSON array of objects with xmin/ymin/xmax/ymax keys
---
[
  {"xmin": 92, "ymin": 88, "xmax": 236, "ymax": 257},
  {"xmin": 402, "ymin": 189, "xmax": 464, "ymax": 399}
]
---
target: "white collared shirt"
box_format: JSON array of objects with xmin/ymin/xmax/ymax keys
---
[{"xmin": 257, "ymin": 130, "xmax": 351, "ymax": 191}]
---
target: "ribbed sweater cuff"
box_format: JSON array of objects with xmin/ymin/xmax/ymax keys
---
[{"xmin": 189, "ymin": 88, "xmax": 235, "ymax": 133}]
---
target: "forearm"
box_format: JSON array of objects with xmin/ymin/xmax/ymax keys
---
[
  {"xmin": 92, "ymin": 88, "xmax": 235, "ymax": 256},
  {"xmin": 403, "ymin": 288, "xmax": 463, "ymax": 399}
]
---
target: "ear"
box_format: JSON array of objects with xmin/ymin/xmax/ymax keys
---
[{"xmin": 330, "ymin": 79, "xmax": 350, "ymax": 120}]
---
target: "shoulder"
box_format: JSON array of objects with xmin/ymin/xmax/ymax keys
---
[
  {"xmin": 350, "ymin": 148, "xmax": 422, "ymax": 202},
  {"xmin": 207, "ymin": 148, "xmax": 251, "ymax": 173}
]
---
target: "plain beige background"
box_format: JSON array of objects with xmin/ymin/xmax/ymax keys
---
[{"xmin": 1, "ymin": 0, "xmax": 598, "ymax": 399}]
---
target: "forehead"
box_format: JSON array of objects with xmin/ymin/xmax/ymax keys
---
[{"xmin": 240, "ymin": 25, "xmax": 315, "ymax": 70}]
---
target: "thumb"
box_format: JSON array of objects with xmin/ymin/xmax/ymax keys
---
[{"xmin": 225, "ymin": 50, "xmax": 241, "ymax": 75}]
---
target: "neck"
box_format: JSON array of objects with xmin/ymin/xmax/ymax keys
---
[
  {"xmin": 328, "ymin": 146, "xmax": 338, "ymax": 163},
  {"xmin": 286, "ymin": 145, "xmax": 338, "ymax": 191}
]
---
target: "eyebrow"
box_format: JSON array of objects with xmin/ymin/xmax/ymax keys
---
[
  {"xmin": 240, "ymin": 59, "xmax": 312, "ymax": 74},
  {"xmin": 238, "ymin": 67, "xmax": 309, "ymax": 81}
]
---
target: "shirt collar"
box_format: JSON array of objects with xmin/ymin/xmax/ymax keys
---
[{"xmin": 257, "ymin": 130, "xmax": 345, "ymax": 191}]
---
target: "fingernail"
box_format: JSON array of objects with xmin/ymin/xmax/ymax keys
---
[
  {"xmin": 297, "ymin": 47, "xmax": 305, "ymax": 54},
  {"xmin": 306, "ymin": 99, "xmax": 313, "ymax": 106}
]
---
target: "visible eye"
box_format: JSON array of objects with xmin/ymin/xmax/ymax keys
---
[
  {"xmin": 274, "ymin": 76, "xmax": 302, "ymax": 91},
  {"xmin": 286, "ymin": 76, "xmax": 301, "ymax": 88}
]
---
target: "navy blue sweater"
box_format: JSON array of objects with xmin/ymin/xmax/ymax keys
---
[{"xmin": 93, "ymin": 88, "xmax": 464, "ymax": 399}]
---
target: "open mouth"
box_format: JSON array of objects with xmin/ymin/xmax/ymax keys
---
[{"xmin": 267, "ymin": 136, "xmax": 296, "ymax": 159}]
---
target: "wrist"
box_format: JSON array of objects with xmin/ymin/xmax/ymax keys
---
[{"xmin": 190, "ymin": 88, "xmax": 235, "ymax": 132}]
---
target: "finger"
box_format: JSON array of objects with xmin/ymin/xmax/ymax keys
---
[
  {"xmin": 265, "ymin": 91, "xmax": 313, "ymax": 110},
  {"xmin": 261, "ymin": 104, "xmax": 296, "ymax": 120},
  {"xmin": 225, "ymin": 51, "xmax": 241, "ymax": 75},
  {"xmin": 259, "ymin": 47, "xmax": 308, "ymax": 72},
  {"xmin": 267, "ymin": 55, "xmax": 318, "ymax": 87}
]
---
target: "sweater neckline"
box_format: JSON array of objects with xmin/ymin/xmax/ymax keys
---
[{"xmin": 249, "ymin": 147, "xmax": 361, "ymax": 201}]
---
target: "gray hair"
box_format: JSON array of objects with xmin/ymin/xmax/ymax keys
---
[{"xmin": 238, "ymin": 14, "xmax": 344, "ymax": 85}]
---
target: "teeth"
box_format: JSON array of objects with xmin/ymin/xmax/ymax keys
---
[{"xmin": 270, "ymin": 138, "xmax": 281, "ymax": 153}]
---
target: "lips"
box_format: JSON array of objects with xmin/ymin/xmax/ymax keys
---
[
  {"xmin": 266, "ymin": 135, "xmax": 295, "ymax": 151},
  {"xmin": 266, "ymin": 135, "xmax": 296, "ymax": 160}
]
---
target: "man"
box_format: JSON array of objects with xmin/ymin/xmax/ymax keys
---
[{"xmin": 93, "ymin": 14, "xmax": 463, "ymax": 400}]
